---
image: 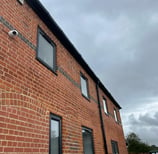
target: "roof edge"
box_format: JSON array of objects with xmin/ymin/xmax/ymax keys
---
[{"xmin": 25, "ymin": 0, "xmax": 121, "ymax": 109}]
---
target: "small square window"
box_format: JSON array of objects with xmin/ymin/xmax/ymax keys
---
[
  {"xmin": 37, "ymin": 28, "xmax": 56, "ymax": 72},
  {"xmin": 114, "ymin": 109, "xmax": 118, "ymax": 122},
  {"xmin": 103, "ymin": 98, "xmax": 108, "ymax": 114},
  {"xmin": 50, "ymin": 114, "xmax": 62, "ymax": 154},
  {"xmin": 80, "ymin": 74, "xmax": 89, "ymax": 99},
  {"xmin": 82, "ymin": 127, "xmax": 94, "ymax": 154},
  {"xmin": 111, "ymin": 140, "xmax": 119, "ymax": 154}
]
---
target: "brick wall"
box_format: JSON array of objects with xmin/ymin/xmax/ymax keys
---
[
  {"xmin": 99, "ymin": 88, "xmax": 128, "ymax": 154},
  {"xmin": 0, "ymin": 0, "xmax": 127, "ymax": 153}
]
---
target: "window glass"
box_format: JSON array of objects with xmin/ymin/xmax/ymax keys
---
[
  {"xmin": 82, "ymin": 127, "xmax": 94, "ymax": 154},
  {"xmin": 51, "ymin": 120, "xmax": 59, "ymax": 154},
  {"xmin": 37, "ymin": 30, "xmax": 55, "ymax": 71},
  {"xmin": 111, "ymin": 141, "xmax": 119, "ymax": 154},
  {"xmin": 103, "ymin": 98, "xmax": 108, "ymax": 114},
  {"xmin": 114, "ymin": 109, "xmax": 118, "ymax": 122},
  {"xmin": 81, "ymin": 75, "xmax": 88, "ymax": 98},
  {"xmin": 50, "ymin": 114, "xmax": 61, "ymax": 154}
]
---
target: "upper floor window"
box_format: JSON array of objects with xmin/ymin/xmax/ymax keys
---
[
  {"xmin": 103, "ymin": 98, "xmax": 108, "ymax": 114},
  {"xmin": 80, "ymin": 74, "xmax": 89, "ymax": 99},
  {"xmin": 37, "ymin": 28, "xmax": 56, "ymax": 72},
  {"xmin": 111, "ymin": 140, "xmax": 119, "ymax": 154},
  {"xmin": 114, "ymin": 109, "xmax": 118, "ymax": 122},
  {"xmin": 82, "ymin": 127, "xmax": 94, "ymax": 154},
  {"xmin": 50, "ymin": 114, "xmax": 62, "ymax": 154}
]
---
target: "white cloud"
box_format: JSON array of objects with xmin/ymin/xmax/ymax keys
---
[{"xmin": 122, "ymin": 100, "xmax": 158, "ymax": 145}]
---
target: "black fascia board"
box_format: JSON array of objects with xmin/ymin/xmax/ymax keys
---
[{"xmin": 25, "ymin": 0, "xmax": 121, "ymax": 109}]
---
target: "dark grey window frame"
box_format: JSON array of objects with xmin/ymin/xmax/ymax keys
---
[
  {"xmin": 80, "ymin": 73, "xmax": 90, "ymax": 100},
  {"xmin": 111, "ymin": 140, "xmax": 119, "ymax": 154},
  {"xmin": 103, "ymin": 97, "xmax": 109, "ymax": 115},
  {"xmin": 82, "ymin": 126, "xmax": 95, "ymax": 154},
  {"xmin": 37, "ymin": 27, "xmax": 56, "ymax": 73},
  {"xmin": 50, "ymin": 113, "xmax": 62, "ymax": 154}
]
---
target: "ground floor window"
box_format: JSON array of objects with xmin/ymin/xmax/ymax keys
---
[
  {"xmin": 82, "ymin": 127, "xmax": 94, "ymax": 154},
  {"xmin": 111, "ymin": 140, "xmax": 119, "ymax": 154},
  {"xmin": 50, "ymin": 114, "xmax": 62, "ymax": 154}
]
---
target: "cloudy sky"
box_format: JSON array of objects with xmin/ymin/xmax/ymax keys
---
[{"xmin": 39, "ymin": 0, "xmax": 158, "ymax": 145}]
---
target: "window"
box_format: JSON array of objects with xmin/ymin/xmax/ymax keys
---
[
  {"xmin": 114, "ymin": 109, "xmax": 118, "ymax": 122},
  {"xmin": 37, "ymin": 28, "xmax": 56, "ymax": 72},
  {"xmin": 103, "ymin": 98, "xmax": 108, "ymax": 114},
  {"xmin": 50, "ymin": 114, "xmax": 62, "ymax": 154},
  {"xmin": 80, "ymin": 74, "xmax": 89, "ymax": 99},
  {"xmin": 82, "ymin": 127, "xmax": 94, "ymax": 154},
  {"xmin": 111, "ymin": 140, "xmax": 119, "ymax": 154}
]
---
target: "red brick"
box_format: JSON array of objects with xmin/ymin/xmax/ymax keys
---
[
  {"xmin": 0, "ymin": 0, "xmax": 127, "ymax": 154},
  {"xmin": 4, "ymin": 147, "xmax": 14, "ymax": 152}
]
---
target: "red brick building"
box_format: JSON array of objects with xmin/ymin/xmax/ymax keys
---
[{"xmin": 0, "ymin": 0, "xmax": 128, "ymax": 153}]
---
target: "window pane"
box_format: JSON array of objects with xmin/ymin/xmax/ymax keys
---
[
  {"xmin": 82, "ymin": 128, "xmax": 94, "ymax": 154},
  {"xmin": 114, "ymin": 109, "xmax": 118, "ymax": 122},
  {"xmin": 112, "ymin": 142, "xmax": 115, "ymax": 154},
  {"xmin": 38, "ymin": 33, "xmax": 54, "ymax": 69},
  {"xmin": 81, "ymin": 76, "xmax": 88, "ymax": 98},
  {"xmin": 111, "ymin": 141, "xmax": 119, "ymax": 154},
  {"xmin": 51, "ymin": 119, "xmax": 59, "ymax": 154},
  {"xmin": 103, "ymin": 99, "xmax": 108, "ymax": 114}
]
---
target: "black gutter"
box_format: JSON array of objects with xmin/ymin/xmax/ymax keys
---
[
  {"xmin": 25, "ymin": 0, "xmax": 121, "ymax": 109},
  {"xmin": 96, "ymin": 81, "xmax": 108, "ymax": 154}
]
